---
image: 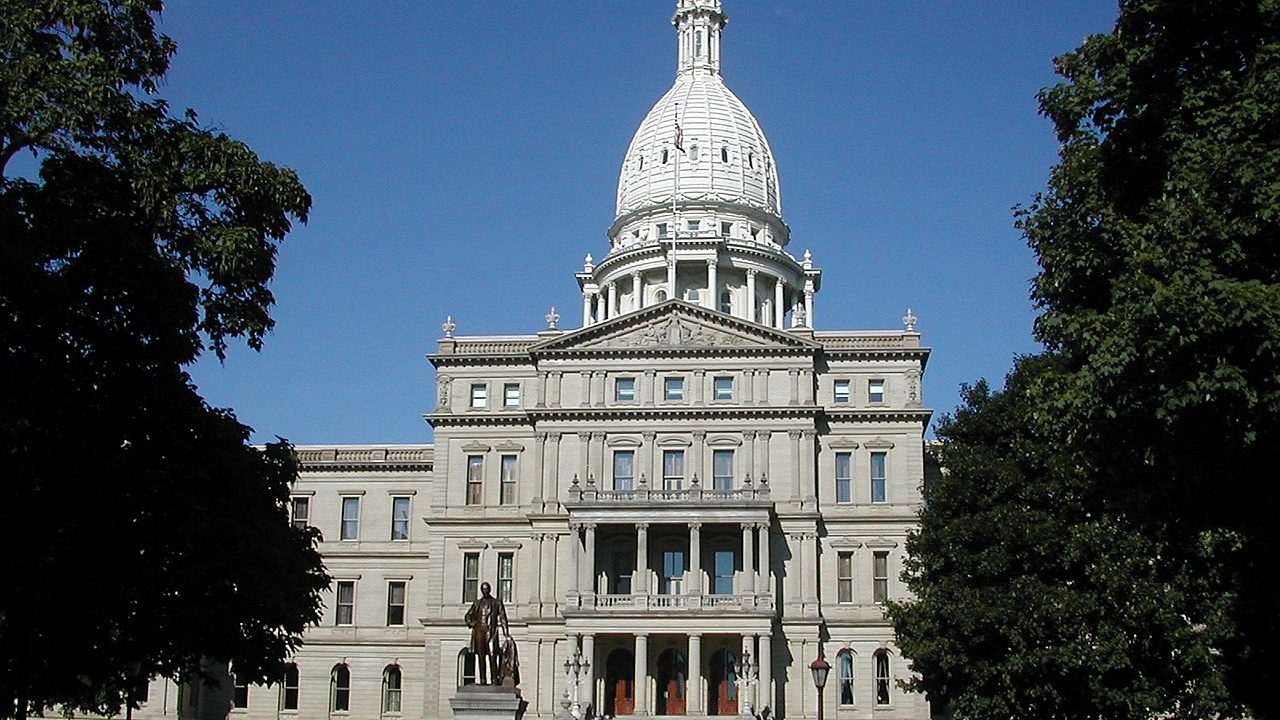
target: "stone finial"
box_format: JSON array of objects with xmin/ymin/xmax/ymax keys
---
[
  {"xmin": 584, "ymin": 253, "xmax": 594, "ymax": 271},
  {"xmin": 442, "ymin": 315, "xmax": 457, "ymax": 338},
  {"xmin": 803, "ymin": 248, "xmax": 813, "ymax": 269},
  {"xmin": 793, "ymin": 303, "xmax": 808, "ymax": 328},
  {"xmin": 546, "ymin": 306, "xmax": 560, "ymax": 330},
  {"xmin": 902, "ymin": 307, "xmax": 918, "ymax": 332}
]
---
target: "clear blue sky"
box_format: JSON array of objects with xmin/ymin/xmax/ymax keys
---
[{"xmin": 169, "ymin": 1, "xmax": 1120, "ymax": 445}]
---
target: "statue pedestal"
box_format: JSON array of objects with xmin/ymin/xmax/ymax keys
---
[{"xmin": 449, "ymin": 685, "xmax": 521, "ymax": 720}]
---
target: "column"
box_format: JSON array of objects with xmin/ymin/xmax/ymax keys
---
[
  {"xmin": 758, "ymin": 633, "xmax": 773, "ymax": 713},
  {"xmin": 541, "ymin": 529, "xmax": 556, "ymax": 608},
  {"xmin": 743, "ymin": 431, "xmax": 755, "ymax": 483},
  {"xmin": 692, "ymin": 431, "xmax": 706, "ymax": 487},
  {"xmin": 789, "ymin": 431, "xmax": 802, "ymax": 501},
  {"xmin": 789, "ymin": 369, "xmax": 800, "ymax": 405},
  {"xmin": 755, "ymin": 369, "xmax": 767, "ymax": 406},
  {"xmin": 746, "ymin": 269, "xmax": 757, "ymax": 322},
  {"xmin": 640, "ymin": 431, "xmax": 656, "ymax": 487},
  {"xmin": 773, "ymin": 277, "xmax": 784, "ymax": 327},
  {"xmin": 693, "ymin": 370, "xmax": 705, "ymax": 403},
  {"xmin": 550, "ymin": 372, "xmax": 562, "ymax": 408},
  {"xmin": 608, "ymin": 282, "xmax": 618, "ymax": 317},
  {"xmin": 757, "ymin": 522, "xmax": 771, "ymax": 598},
  {"xmin": 591, "ymin": 432, "xmax": 606, "ymax": 481},
  {"xmin": 533, "ymin": 432, "xmax": 547, "ymax": 508},
  {"xmin": 635, "ymin": 523, "xmax": 649, "ymax": 596},
  {"xmin": 569, "ymin": 524, "xmax": 581, "ymax": 595},
  {"xmin": 578, "ymin": 432, "xmax": 591, "ymax": 487},
  {"xmin": 595, "ymin": 293, "xmax": 606, "ymax": 322},
  {"xmin": 689, "ymin": 522, "xmax": 702, "ymax": 596},
  {"xmin": 584, "ymin": 523, "xmax": 598, "ymax": 596},
  {"xmin": 688, "ymin": 634, "xmax": 703, "ymax": 714},
  {"xmin": 644, "ymin": 369, "xmax": 657, "ymax": 406},
  {"xmin": 801, "ymin": 430, "xmax": 816, "ymax": 505},
  {"xmin": 742, "ymin": 369, "xmax": 754, "ymax": 404},
  {"xmin": 741, "ymin": 523, "xmax": 756, "ymax": 594},
  {"xmin": 583, "ymin": 292, "xmax": 593, "ymax": 327},
  {"xmin": 801, "ymin": 532, "xmax": 817, "ymax": 603},
  {"xmin": 536, "ymin": 371, "xmax": 547, "ymax": 408},
  {"xmin": 635, "ymin": 634, "xmax": 650, "ymax": 715},
  {"xmin": 583, "ymin": 634, "xmax": 597, "ymax": 710},
  {"xmin": 706, "ymin": 260, "xmax": 717, "ymax": 309},
  {"xmin": 804, "ymin": 279, "xmax": 814, "ymax": 328},
  {"xmin": 529, "ymin": 532, "xmax": 544, "ymax": 609},
  {"xmin": 785, "ymin": 533, "xmax": 801, "ymax": 609},
  {"xmin": 633, "ymin": 272, "xmax": 644, "ymax": 310},
  {"xmin": 545, "ymin": 432, "xmax": 561, "ymax": 510}
]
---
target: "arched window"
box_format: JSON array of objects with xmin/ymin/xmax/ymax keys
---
[
  {"xmin": 719, "ymin": 290, "xmax": 732, "ymax": 314},
  {"xmin": 662, "ymin": 149, "xmax": 669, "ymax": 164},
  {"xmin": 330, "ymin": 664, "xmax": 351, "ymax": 713},
  {"xmin": 279, "ymin": 664, "xmax": 300, "ymax": 711},
  {"xmin": 458, "ymin": 649, "xmax": 477, "ymax": 686},
  {"xmin": 382, "ymin": 665, "xmax": 402, "ymax": 714},
  {"xmin": 690, "ymin": 144, "xmax": 700, "ymax": 162},
  {"xmin": 837, "ymin": 650, "xmax": 854, "ymax": 706},
  {"xmin": 721, "ymin": 145, "xmax": 729, "ymax": 163},
  {"xmin": 639, "ymin": 155, "xmax": 645, "ymax": 171},
  {"xmin": 874, "ymin": 651, "xmax": 891, "ymax": 706},
  {"xmin": 655, "ymin": 289, "xmax": 668, "ymax": 303},
  {"xmin": 747, "ymin": 152, "xmax": 755, "ymax": 169}
]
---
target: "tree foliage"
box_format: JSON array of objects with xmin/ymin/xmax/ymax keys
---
[
  {"xmin": 0, "ymin": 1, "xmax": 327, "ymax": 717},
  {"xmin": 892, "ymin": 1, "xmax": 1280, "ymax": 717}
]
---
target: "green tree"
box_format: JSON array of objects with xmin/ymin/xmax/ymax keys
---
[
  {"xmin": 892, "ymin": 0, "xmax": 1280, "ymax": 717},
  {"xmin": 0, "ymin": 2, "xmax": 328, "ymax": 717}
]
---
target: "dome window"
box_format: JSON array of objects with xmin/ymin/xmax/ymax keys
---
[
  {"xmin": 687, "ymin": 219, "xmax": 700, "ymax": 232},
  {"xmin": 689, "ymin": 144, "xmax": 699, "ymax": 162},
  {"xmin": 720, "ymin": 221, "xmax": 732, "ymax": 237},
  {"xmin": 657, "ymin": 222, "xmax": 669, "ymax": 238},
  {"xmin": 655, "ymin": 289, "xmax": 668, "ymax": 302},
  {"xmin": 747, "ymin": 152, "xmax": 755, "ymax": 169},
  {"xmin": 662, "ymin": 149, "xmax": 669, "ymax": 164},
  {"xmin": 720, "ymin": 290, "xmax": 732, "ymax": 314},
  {"xmin": 721, "ymin": 146, "xmax": 729, "ymax": 162},
  {"xmin": 695, "ymin": 30, "xmax": 703, "ymax": 57},
  {"xmin": 639, "ymin": 155, "xmax": 645, "ymax": 171}
]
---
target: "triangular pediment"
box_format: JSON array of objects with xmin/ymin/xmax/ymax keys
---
[{"xmin": 530, "ymin": 300, "xmax": 819, "ymax": 353}]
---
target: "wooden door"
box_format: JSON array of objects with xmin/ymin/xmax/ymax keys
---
[
  {"xmin": 657, "ymin": 649, "xmax": 687, "ymax": 715},
  {"xmin": 709, "ymin": 649, "xmax": 738, "ymax": 716},
  {"xmin": 606, "ymin": 649, "xmax": 635, "ymax": 716}
]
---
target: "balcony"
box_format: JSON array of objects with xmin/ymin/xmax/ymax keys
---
[
  {"xmin": 563, "ymin": 592, "xmax": 774, "ymax": 616},
  {"xmin": 566, "ymin": 475, "xmax": 771, "ymax": 506}
]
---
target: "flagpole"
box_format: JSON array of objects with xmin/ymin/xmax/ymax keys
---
[{"xmin": 671, "ymin": 105, "xmax": 681, "ymax": 300}]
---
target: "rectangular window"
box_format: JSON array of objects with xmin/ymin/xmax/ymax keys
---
[
  {"xmin": 289, "ymin": 496, "xmax": 310, "ymax": 531},
  {"xmin": 662, "ymin": 450, "xmax": 685, "ymax": 490},
  {"xmin": 232, "ymin": 674, "xmax": 248, "ymax": 709},
  {"xmin": 336, "ymin": 580, "xmax": 355, "ymax": 625},
  {"xmin": 386, "ymin": 581, "xmax": 406, "ymax": 626},
  {"xmin": 837, "ymin": 552, "xmax": 854, "ymax": 603},
  {"xmin": 391, "ymin": 496, "xmax": 411, "ymax": 541},
  {"xmin": 503, "ymin": 383, "xmax": 520, "ymax": 407},
  {"xmin": 466, "ymin": 456, "xmax": 484, "ymax": 505},
  {"xmin": 721, "ymin": 221, "xmax": 732, "ymax": 236},
  {"xmin": 498, "ymin": 552, "xmax": 515, "ymax": 603},
  {"xmin": 470, "ymin": 383, "xmax": 487, "ymax": 408},
  {"xmin": 868, "ymin": 379, "xmax": 885, "ymax": 403},
  {"xmin": 657, "ymin": 222, "xmax": 669, "ymax": 237},
  {"xmin": 875, "ymin": 652, "xmax": 891, "ymax": 705},
  {"xmin": 340, "ymin": 496, "xmax": 360, "ymax": 541},
  {"xmin": 664, "ymin": 376, "xmax": 684, "ymax": 401},
  {"xmin": 661, "ymin": 549, "xmax": 686, "ymax": 594},
  {"xmin": 687, "ymin": 219, "xmax": 700, "ymax": 232},
  {"xmin": 871, "ymin": 452, "xmax": 887, "ymax": 503},
  {"xmin": 713, "ymin": 549, "xmax": 735, "ymax": 595},
  {"xmin": 500, "ymin": 455, "xmax": 517, "ymax": 505},
  {"xmin": 834, "ymin": 379, "xmax": 850, "ymax": 403},
  {"xmin": 712, "ymin": 449, "xmax": 734, "ymax": 491},
  {"xmin": 873, "ymin": 551, "xmax": 889, "ymax": 603},
  {"xmin": 280, "ymin": 666, "xmax": 299, "ymax": 711},
  {"xmin": 713, "ymin": 376, "xmax": 734, "ymax": 401},
  {"xmin": 462, "ymin": 552, "xmax": 480, "ymax": 603},
  {"xmin": 835, "ymin": 453, "xmax": 852, "ymax": 504},
  {"xmin": 615, "ymin": 377, "xmax": 636, "ymax": 402},
  {"xmin": 613, "ymin": 450, "xmax": 635, "ymax": 491}
]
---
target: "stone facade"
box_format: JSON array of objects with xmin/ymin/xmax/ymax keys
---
[{"xmin": 129, "ymin": 2, "xmax": 933, "ymax": 719}]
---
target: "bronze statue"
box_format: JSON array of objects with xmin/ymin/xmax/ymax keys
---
[{"xmin": 464, "ymin": 581, "xmax": 513, "ymax": 686}]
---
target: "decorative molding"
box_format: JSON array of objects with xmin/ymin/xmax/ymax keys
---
[
  {"xmin": 829, "ymin": 537, "xmax": 864, "ymax": 550},
  {"xmin": 656, "ymin": 437, "xmax": 694, "ymax": 448},
  {"xmin": 607, "ymin": 436, "xmax": 644, "ymax": 448},
  {"xmin": 456, "ymin": 538, "xmax": 488, "ymax": 551},
  {"xmin": 460, "ymin": 442, "xmax": 492, "ymax": 453},
  {"xmin": 865, "ymin": 537, "xmax": 899, "ymax": 549},
  {"xmin": 864, "ymin": 437, "xmax": 896, "ymax": 450},
  {"xmin": 826, "ymin": 438, "xmax": 860, "ymax": 450},
  {"xmin": 706, "ymin": 435, "xmax": 743, "ymax": 448},
  {"xmin": 494, "ymin": 440, "xmax": 526, "ymax": 453}
]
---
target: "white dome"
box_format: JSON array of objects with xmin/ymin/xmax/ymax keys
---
[{"xmin": 614, "ymin": 3, "xmax": 781, "ymax": 221}]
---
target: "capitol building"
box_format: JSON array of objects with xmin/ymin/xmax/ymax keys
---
[{"xmin": 138, "ymin": 2, "xmax": 933, "ymax": 719}]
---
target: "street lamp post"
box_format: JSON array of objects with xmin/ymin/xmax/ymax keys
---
[
  {"xmin": 809, "ymin": 652, "xmax": 830, "ymax": 720},
  {"xmin": 564, "ymin": 645, "xmax": 591, "ymax": 720},
  {"xmin": 733, "ymin": 649, "xmax": 758, "ymax": 717}
]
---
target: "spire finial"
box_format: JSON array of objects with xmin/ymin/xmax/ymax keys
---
[
  {"xmin": 672, "ymin": 0, "xmax": 727, "ymax": 77},
  {"xmin": 902, "ymin": 307, "xmax": 918, "ymax": 332},
  {"xmin": 546, "ymin": 306, "xmax": 560, "ymax": 330},
  {"xmin": 442, "ymin": 315, "xmax": 457, "ymax": 338}
]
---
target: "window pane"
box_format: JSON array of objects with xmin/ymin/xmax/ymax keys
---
[
  {"xmin": 500, "ymin": 455, "xmax": 517, "ymax": 505},
  {"xmin": 341, "ymin": 497, "xmax": 359, "ymax": 540},
  {"xmin": 834, "ymin": 380, "xmax": 850, "ymax": 403},
  {"xmin": 662, "ymin": 450, "xmax": 684, "ymax": 489},
  {"xmin": 871, "ymin": 452, "xmax": 887, "ymax": 503},
  {"xmin": 291, "ymin": 497, "xmax": 309, "ymax": 530},
  {"xmin": 467, "ymin": 456, "xmax": 484, "ymax": 505},
  {"xmin": 615, "ymin": 378, "xmax": 635, "ymax": 401},
  {"xmin": 387, "ymin": 582, "xmax": 406, "ymax": 626},
  {"xmin": 874, "ymin": 552, "xmax": 889, "ymax": 603},
  {"xmin": 839, "ymin": 652, "xmax": 854, "ymax": 705},
  {"xmin": 613, "ymin": 451, "xmax": 635, "ymax": 490},
  {"xmin": 470, "ymin": 384, "xmax": 487, "ymax": 408},
  {"xmin": 713, "ymin": 549, "xmax": 735, "ymax": 594},
  {"xmin": 504, "ymin": 383, "xmax": 520, "ymax": 406},
  {"xmin": 463, "ymin": 553, "xmax": 480, "ymax": 602},
  {"xmin": 714, "ymin": 376, "xmax": 733, "ymax": 400},
  {"xmin": 664, "ymin": 377, "xmax": 684, "ymax": 400},
  {"xmin": 712, "ymin": 450, "xmax": 733, "ymax": 490},
  {"xmin": 498, "ymin": 552, "xmax": 514, "ymax": 603},
  {"xmin": 869, "ymin": 379, "xmax": 885, "ymax": 403},
  {"xmin": 336, "ymin": 581, "xmax": 354, "ymax": 625},
  {"xmin": 392, "ymin": 497, "xmax": 410, "ymax": 540},
  {"xmin": 875, "ymin": 653, "xmax": 891, "ymax": 705},
  {"xmin": 836, "ymin": 452, "xmax": 852, "ymax": 503}
]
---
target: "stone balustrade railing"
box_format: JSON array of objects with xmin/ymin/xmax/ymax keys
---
[
  {"xmin": 813, "ymin": 331, "xmax": 922, "ymax": 350},
  {"xmin": 567, "ymin": 475, "xmax": 770, "ymax": 504},
  {"xmin": 566, "ymin": 592, "xmax": 773, "ymax": 612}
]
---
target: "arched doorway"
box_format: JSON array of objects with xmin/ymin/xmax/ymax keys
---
[
  {"xmin": 605, "ymin": 649, "xmax": 635, "ymax": 716},
  {"xmin": 707, "ymin": 648, "xmax": 739, "ymax": 715},
  {"xmin": 656, "ymin": 648, "xmax": 687, "ymax": 715}
]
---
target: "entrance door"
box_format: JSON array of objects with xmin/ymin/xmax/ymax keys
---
[
  {"xmin": 656, "ymin": 648, "xmax": 687, "ymax": 715},
  {"xmin": 606, "ymin": 649, "xmax": 635, "ymax": 716},
  {"xmin": 708, "ymin": 649, "xmax": 739, "ymax": 715}
]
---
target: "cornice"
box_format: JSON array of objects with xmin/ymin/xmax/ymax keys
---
[{"xmin": 824, "ymin": 409, "xmax": 934, "ymax": 424}]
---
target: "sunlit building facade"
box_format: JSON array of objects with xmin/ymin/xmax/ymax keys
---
[{"xmin": 135, "ymin": 2, "xmax": 932, "ymax": 719}]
